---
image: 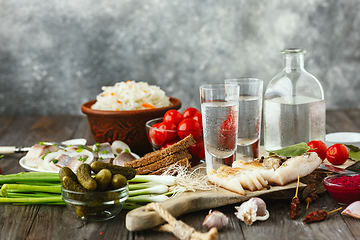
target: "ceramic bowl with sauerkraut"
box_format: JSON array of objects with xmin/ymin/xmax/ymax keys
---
[{"xmin": 81, "ymin": 81, "xmax": 181, "ymax": 156}]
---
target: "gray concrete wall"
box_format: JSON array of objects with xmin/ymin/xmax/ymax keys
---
[{"xmin": 0, "ymin": 0, "xmax": 359, "ymax": 115}]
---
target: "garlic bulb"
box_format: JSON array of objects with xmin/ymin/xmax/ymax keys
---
[
  {"xmin": 342, "ymin": 201, "xmax": 360, "ymax": 219},
  {"xmin": 203, "ymin": 210, "xmax": 229, "ymax": 230},
  {"xmin": 235, "ymin": 197, "xmax": 270, "ymax": 225}
]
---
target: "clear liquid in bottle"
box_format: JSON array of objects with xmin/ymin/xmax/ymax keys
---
[{"xmin": 264, "ymin": 48, "xmax": 325, "ymax": 151}]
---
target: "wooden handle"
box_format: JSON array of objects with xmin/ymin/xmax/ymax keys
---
[{"xmin": 0, "ymin": 146, "xmax": 15, "ymax": 154}]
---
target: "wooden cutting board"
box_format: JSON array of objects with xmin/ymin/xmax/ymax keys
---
[{"xmin": 125, "ymin": 181, "xmax": 304, "ymax": 231}]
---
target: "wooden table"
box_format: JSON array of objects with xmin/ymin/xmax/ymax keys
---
[{"xmin": 1, "ymin": 110, "xmax": 360, "ymax": 240}]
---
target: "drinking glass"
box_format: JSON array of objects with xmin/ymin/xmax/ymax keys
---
[
  {"xmin": 199, "ymin": 83, "xmax": 239, "ymax": 172},
  {"xmin": 225, "ymin": 78, "xmax": 263, "ymax": 160}
]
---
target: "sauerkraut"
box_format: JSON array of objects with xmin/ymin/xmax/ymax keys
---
[{"xmin": 91, "ymin": 80, "xmax": 171, "ymax": 111}]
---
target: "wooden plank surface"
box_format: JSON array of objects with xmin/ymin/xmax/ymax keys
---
[
  {"xmin": 0, "ymin": 112, "xmax": 359, "ymax": 240},
  {"xmin": 126, "ymin": 182, "xmax": 303, "ymax": 231}
]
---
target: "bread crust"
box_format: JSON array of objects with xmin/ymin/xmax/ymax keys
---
[
  {"xmin": 124, "ymin": 134, "xmax": 196, "ymax": 169},
  {"xmin": 135, "ymin": 150, "xmax": 192, "ymax": 175}
]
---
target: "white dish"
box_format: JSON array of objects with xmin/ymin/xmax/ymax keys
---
[
  {"xmin": 19, "ymin": 157, "xmax": 58, "ymax": 173},
  {"xmin": 325, "ymin": 132, "xmax": 360, "ymax": 147},
  {"xmin": 19, "ymin": 152, "xmax": 140, "ymax": 173}
]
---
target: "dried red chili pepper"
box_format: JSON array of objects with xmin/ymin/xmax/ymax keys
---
[
  {"xmin": 290, "ymin": 175, "xmax": 300, "ymax": 219},
  {"xmin": 305, "ymin": 193, "xmax": 318, "ymax": 209},
  {"xmin": 290, "ymin": 197, "xmax": 300, "ymax": 219},
  {"xmin": 303, "ymin": 207, "xmax": 342, "ymax": 223}
]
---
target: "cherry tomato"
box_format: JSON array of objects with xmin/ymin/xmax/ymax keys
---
[
  {"xmin": 189, "ymin": 138, "xmax": 204, "ymax": 157},
  {"xmin": 157, "ymin": 122, "xmax": 178, "ymax": 143},
  {"xmin": 182, "ymin": 107, "xmax": 200, "ymax": 119},
  {"xmin": 189, "ymin": 138, "xmax": 205, "ymax": 167},
  {"xmin": 220, "ymin": 113, "xmax": 237, "ymax": 132},
  {"xmin": 219, "ymin": 113, "xmax": 237, "ymax": 149},
  {"xmin": 192, "ymin": 113, "xmax": 203, "ymax": 128},
  {"xmin": 177, "ymin": 118, "xmax": 202, "ymax": 140},
  {"xmin": 307, "ymin": 140, "xmax": 327, "ymax": 160},
  {"xmin": 160, "ymin": 137, "xmax": 181, "ymax": 150},
  {"xmin": 149, "ymin": 123, "xmax": 162, "ymax": 146},
  {"xmin": 163, "ymin": 109, "xmax": 183, "ymax": 126},
  {"xmin": 198, "ymin": 149, "xmax": 205, "ymax": 159},
  {"xmin": 326, "ymin": 144, "xmax": 349, "ymax": 165},
  {"xmin": 223, "ymin": 155, "xmax": 235, "ymax": 166},
  {"xmin": 150, "ymin": 122, "xmax": 177, "ymax": 146}
]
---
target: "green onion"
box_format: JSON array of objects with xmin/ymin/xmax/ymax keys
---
[
  {"xmin": 13, "ymin": 201, "xmax": 66, "ymax": 206},
  {"xmin": 0, "ymin": 172, "xmax": 60, "ymax": 184},
  {"xmin": 126, "ymin": 194, "xmax": 168, "ymax": 203},
  {"xmin": 123, "ymin": 202, "xmax": 142, "ymax": 210},
  {"xmin": 15, "ymin": 181, "xmax": 61, "ymax": 186},
  {"xmin": 78, "ymin": 156, "xmax": 88, "ymax": 162},
  {"xmin": 86, "ymin": 147, "xmax": 93, "ymax": 152},
  {"xmin": 128, "ymin": 175, "xmax": 176, "ymax": 186},
  {"xmin": 94, "ymin": 143, "xmax": 100, "ymax": 152},
  {"xmin": 0, "ymin": 172, "xmax": 63, "ymax": 205},
  {"xmin": 41, "ymin": 151, "xmax": 52, "ymax": 160},
  {"xmin": 129, "ymin": 185, "xmax": 168, "ymax": 197},
  {"xmin": 0, "ymin": 155, "xmax": 3, "ymax": 159},
  {"xmin": 39, "ymin": 142, "xmax": 45, "ymax": 145},
  {"xmin": 101, "ymin": 150, "xmax": 108, "ymax": 154},
  {"xmin": 4, "ymin": 192, "xmax": 60, "ymax": 198},
  {"xmin": 1, "ymin": 184, "xmax": 61, "ymax": 197},
  {"xmin": 128, "ymin": 182, "xmax": 163, "ymax": 191},
  {"xmin": 124, "ymin": 149, "xmax": 130, "ymax": 153},
  {"xmin": 0, "ymin": 196, "xmax": 62, "ymax": 204}
]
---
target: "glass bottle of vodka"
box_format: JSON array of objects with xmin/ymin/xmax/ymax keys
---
[{"xmin": 264, "ymin": 48, "xmax": 325, "ymax": 151}]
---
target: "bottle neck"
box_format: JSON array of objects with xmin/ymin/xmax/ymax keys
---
[{"xmin": 283, "ymin": 52, "xmax": 305, "ymax": 72}]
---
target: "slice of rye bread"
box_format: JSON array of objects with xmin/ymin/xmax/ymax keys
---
[
  {"xmin": 135, "ymin": 150, "xmax": 192, "ymax": 175},
  {"xmin": 149, "ymin": 158, "xmax": 191, "ymax": 175},
  {"xmin": 124, "ymin": 134, "xmax": 196, "ymax": 168}
]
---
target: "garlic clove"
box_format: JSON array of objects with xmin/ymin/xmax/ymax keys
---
[
  {"xmin": 203, "ymin": 210, "xmax": 229, "ymax": 230},
  {"xmin": 235, "ymin": 197, "xmax": 270, "ymax": 225},
  {"xmin": 255, "ymin": 210, "xmax": 270, "ymax": 221},
  {"xmin": 252, "ymin": 197, "xmax": 268, "ymax": 217},
  {"xmin": 342, "ymin": 201, "xmax": 360, "ymax": 219}
]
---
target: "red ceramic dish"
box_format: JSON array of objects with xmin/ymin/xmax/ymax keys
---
[
  {"xmin": 145, "ymin": 117, "xmax": 204, "ymax": 167},
  {"xmin": 81, "ymin": 97, "xmax": 181, "ymax": 156},
  {"xmin": 323, "ymin": 173, "xmax": 360, "ymax": 205}
]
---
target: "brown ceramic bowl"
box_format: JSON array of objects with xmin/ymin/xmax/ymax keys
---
[{"xmin": 81, "ymin": 97, "xmax": 181, "ymax": 156}]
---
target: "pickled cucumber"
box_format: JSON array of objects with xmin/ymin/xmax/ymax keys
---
[
  {"xmin": 77, "ymin": 164, "xmax": 97, "ymax": 191},
  {"xmin": 61, "ymin": 176, "xmax": 88, "ymax": 193},
  {"xmin": 95, "ymin": 169, "xmax": 112, "ymax": 191},
  {"xmin": 90, "ymin": 161, "xmax": 136, "ymax": 180},
  {"xmin": 59, "ymin": 167, "xmax": 77, "ymax": 182},
  {"xmin": 111, "ymin": 174, "xmax": 127, "ymax": 189}
]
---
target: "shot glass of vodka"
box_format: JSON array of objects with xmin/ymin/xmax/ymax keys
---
[
  {"xmin": 199, "ymin": 83, "xmax": 239, "ymax": 173},
  {"xmin": 225, "ymin": 78, "xmax": 263, "ymax": 161}
]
